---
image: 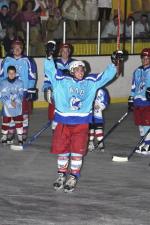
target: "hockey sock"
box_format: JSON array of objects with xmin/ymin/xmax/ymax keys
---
[
  {"xmin": 57, "ymin": 153, "xmax": 70, "ymax": 174},
  {"xmin": 70, "ymin": 153, "xmax": 83, "ymax": 178},
  {"xmin": 95, "ymin": 126, "xmax": 104, "ymax": 142}
]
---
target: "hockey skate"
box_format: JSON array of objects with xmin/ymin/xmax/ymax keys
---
[
  {"xmin": 53, "ymin": 172, "xmax": 66, "ymax": 191},
  {"xmin": 96, "ymin": 141, "xmax": 104, "ymax": 152},
  {"xmin": 88, "ymin": 141, "xmax": 95, "ymax": 152},
  {"xmin": 1, "ymin": 135, "xmax": 8, "ymax": 144},
  {"xmin": 64, "ymin": 174, "xmax": 77, "ymax": 193},
  {"xmin": 17, "ymin": 135, "xmax": 23, "ymax": 146},
  {"xmin": 140, "ymin": 144, "xmax": 150, "ymax": 155},
  {"xmin": 7, "ymin": 134, "xmax": 15, "ymax": 144},
  {"xmin": 135, "ymin": 143, "xmax": 148, "ymax": 154}
]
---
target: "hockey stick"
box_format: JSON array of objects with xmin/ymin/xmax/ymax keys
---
[
  {"xmin": 10, "ymin": 120, "xmax": 51, "ymax": 151},
  {"xmin": 95, "ymin": 110, "xmax": 130, "ymax": 150},
  {"xmin": 112, "ymin": 128, "xmax": 150, "ymax": 162}
]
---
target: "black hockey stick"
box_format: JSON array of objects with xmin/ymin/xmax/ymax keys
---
[
  {"xmin": 112, "ymin": 127, "xmax": 150, "ymax": 162},
  {"xmin": 95, "ymin": 110, "xmax": 130, "ymax": 150},
  {"xmin": 10, "ymin": 120, "xmax": 51, "ymax": 151}
]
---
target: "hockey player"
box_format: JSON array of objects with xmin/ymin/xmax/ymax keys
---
[
  {"xmin": 44, "ymin": 41, "xmax": 74, "ymax": 129},
  {"xmin": 0, "ymin": 66, "xmax": 24, "ymax": 144},
  {"xmin": 88, "ymin": 88, "xmax": 109, "ymax": 152},
  {"xmin": 56, "ymin": 43, "xmax": 74, "ymax": 74},
  {"xmin": 128, "ymin": 48, "xmax": 150, "ymax": 154},
  {"xmin": 0, "ymin": 39, "xmax": 37, "ymax": 143},
  {"xmin": 43, "ymin": 49, "xmax": 123, "ymax": 192}
]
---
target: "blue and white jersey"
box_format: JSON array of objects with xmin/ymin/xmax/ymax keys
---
[
  {"xmin": 43, "ymin": 58, "xmax": 116, "ymax": 124},
  {"xmin": 0, "ymin": 78, "xmax": 24, "ymax": 117},
  {"xmin": 93, "ymin": 88, "xmax": 109, "ymax": 123},
  {"xmin": 0, "ymin": 55, "xmax": 37, "ymax": 92},
  {"xmin": 130, "ymin": 65, "xmax": 150, "ymax": 106},
  {"xmin": 55, "ymin": 58, "xmax": 73, "ymax": 72}
]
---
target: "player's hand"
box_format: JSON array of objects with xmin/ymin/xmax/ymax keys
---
[
  {"xmin": 44, "ymin": 88, "xmax": 52, "ymax": 103},
  {"xmin": 128, "ymin": 96, "xmax": 134, "ymax": 111}
]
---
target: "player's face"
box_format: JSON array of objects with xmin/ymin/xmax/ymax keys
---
[
  {"xmin": 61, "ymin": 47, "xmax": 70, "ymax": 60},
  {"xmin": 13, "ymin": 45, "xmax": 23, "ymax": 58},
  {"xmin": 8, "ymin": 69, "xmax": 16, "ymax": 80},
  {"xmin": 73, "ymin": 66, "xmax": 85, "ymax": 80},
  {"xmin": 141, "ymin": 56, "xmax": 150, "ymax": 67}
]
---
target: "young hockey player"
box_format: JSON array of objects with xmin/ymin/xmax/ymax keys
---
[
  {"xmin": 0, "ymin": 66, "xmax": 24, "ymax": 144},
  {"xmin": 88, "ymin": 88, "xmax": 109, "ymax": 152},
  {"xmin": 0, "ymin": 39, "xmax": 37, "ymax": 143},
  {"xmin": 43, "ymin": 48, "xmax": 123, "ymax": 192},
  {"xmin": 128, "ymin": 48, "xmax": 150, "ymax": 155}
]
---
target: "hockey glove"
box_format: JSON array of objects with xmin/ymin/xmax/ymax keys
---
[
  {"xmin": 44, "ymin": 88, "xmax": 52, "ymax": 103},
  {"xmin": 146, "ymin": 87, "xmax": 150, "ymax": 101},
  {"xmin": 128, "ymin": 96, "xmax": 134, "ymax": 111},
  {"xmin": 45, "ymin": 40, "xmax": 57, "ymax": 58},
  {"xmin": 111, "ymin": 50, "xmax": 124, "ymax": 65},
  {"xmin": 26, "ymin": 88, "xmax": 38, "ymax": 101}
]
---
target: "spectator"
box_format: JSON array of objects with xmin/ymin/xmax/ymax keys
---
[
  {"xmin": 97, "ymin": 0, "xmax": 112, "ymax": 21},
  {"xmin": 101, "ymin": 15, "xmax": 123, "ymax": 39},
  {"xmin": 2, "ymin": 24, "xmax": 19, "ymax": 55},
  {"xmin": 135, "ymin": 14, "xmax": 150, "ymax": 38},
  {"xmin": 62, "ymin": 0, "xmax": 85, "ymax": 37},
  {"xmin": 46, "ymin": 6, "xmax": 62, "ymax": 40},
  {"xmin": 125, "ymin": 15, "xmax": 135, "ymax": 38},
  {"xmin": 8, "ymin": 1, "xmax": 22, "ymax": 33},
  {"xmin": 0, "ymin": 5, "xmax": 11, "ymax": 29},
  {"xmin": 21, "ymin": 0, "xmax": 42, "ymax": 55}
]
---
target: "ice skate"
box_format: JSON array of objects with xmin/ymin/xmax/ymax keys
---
[
  {"xmin": 135, "ymin": 143, "xmax": 147, "ymax": 154},
  {"xmin": 64, "ymin": 175, "xmax": 77, "ymax": 193},
  {"xmin": 88, "ymin": 141, "xmax": 95, "ymax": 152},
  {"xmin": 96, "ymin": 141, "xmax": 105, "ymax": 152},
  {"xmin": 1, "ymin": 135, "xmax": 8, "ymax": 144},
  {"xmin": 18, "ymin": 135, "xmax": 23, "ymax": 146},
  {"xmin": 140, "ymin": 145, "xmax": 150, "ymax": 155},
  {"xmin": 53, "ymin": 173, "xmax": 66, "ymax": 191},
  {"xmin": 7, "ymin": 134, "xmax": 15, "ymax": 144}
]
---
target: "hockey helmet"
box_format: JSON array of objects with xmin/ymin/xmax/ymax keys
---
[
  {"xmin": 45, "ymin": 40, "xmax": 56, "ymax": 56},
  {"xmin": 141, "ymin": 48, "xmax": 150, "ymax": 58},
  {"xmin": 69, "ymin": 60, "xmax": 85, "ymax": 73}
]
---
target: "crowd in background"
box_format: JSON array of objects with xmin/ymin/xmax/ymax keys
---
[{"xmin": 0, "ymin": 0, "xmax": 149, "ymax": 56}]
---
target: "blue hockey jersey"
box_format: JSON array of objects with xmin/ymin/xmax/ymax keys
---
[
  {"xmin": 93, "ymin": 88, "xmax": 109, "ymax": 123},
  {"xmin": 44, "ymin": 58, "xmax": 117, "ymax": 124},
  {"xmin": 130, "ymin": 65, "xmax": 150, "ymax": 106},
  {"xmin": 55, "ymin": 58, "xmax": 73, "ymax": 71},
  {"xmin": 0, "ymin": 55, "xmax": 37, "ymax": 92},
  {"xmin": 0, "ymin": 78, "xmax": 24, "ymax": 117}
]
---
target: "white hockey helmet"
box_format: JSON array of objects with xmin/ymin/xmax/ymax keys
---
[{"xmin": 69, "ymin": 60, "xmax": 85, "ymax": 73}]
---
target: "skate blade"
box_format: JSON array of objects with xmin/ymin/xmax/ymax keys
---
[
  {"xmin": 10, "ymin": 144, "xmax": 24, "ymax": 151},
  {"xmin": 112, "ymin": 155, "xmax": 128, "ymax": 162}
]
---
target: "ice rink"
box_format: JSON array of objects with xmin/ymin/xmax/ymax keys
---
[{"xmin": 0, "ymin": 103, "xmax": 150, "ymax": 225}]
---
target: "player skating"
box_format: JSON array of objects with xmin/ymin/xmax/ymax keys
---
[
  {"xmin": 43, "ymin": 45, "xmax": 123, "ymax": 192},
  {"xmin": 128, "ymin": 48, "xmax": 150, "ymax": 155}
]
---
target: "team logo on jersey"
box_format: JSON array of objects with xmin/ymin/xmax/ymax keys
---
[{"xmin": 70, "ymin": 96, "xmax": 81, "ymax": 110}]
